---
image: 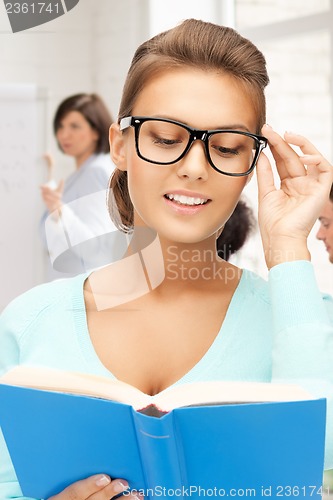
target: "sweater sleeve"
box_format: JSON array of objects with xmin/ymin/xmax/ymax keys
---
[
  {"xmin": 269, "ymin": 260, "xmax": 333, "ymax": 469},
  {"xmin": 0, "ymin": 298, "xmax": 39, "ymax": 499}
]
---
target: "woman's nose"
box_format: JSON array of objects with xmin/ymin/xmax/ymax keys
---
[
  {"xmin": 57, "ymin": 127, "xmax": 70, "ymax": 139},
  {"xmin": 176, "ymin": 141, "xmax": 209, "ymax": 181}
]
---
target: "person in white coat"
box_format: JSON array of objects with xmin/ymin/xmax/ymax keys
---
[{"xmin": 40, "ymin": 93, "xmax": 117, "ymax": 280}]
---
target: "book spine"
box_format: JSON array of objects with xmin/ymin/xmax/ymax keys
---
[{"xmin": 132, "ymin": 410, "xmax": 186, "ymax": 499}]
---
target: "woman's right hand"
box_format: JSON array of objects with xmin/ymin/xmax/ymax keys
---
[{"xmin": 47, "ymin": 474, "xmax": 141, "ymax": 499}]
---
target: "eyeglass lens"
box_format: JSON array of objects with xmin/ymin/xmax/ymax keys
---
[{"xmin": 137, "ymin": 120, "xmax": 258, "ymax": 174}]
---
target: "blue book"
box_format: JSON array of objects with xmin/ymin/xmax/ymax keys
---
[{"xmin": 0, "ymin": 366, "xmax": 327, "ymax": 499}]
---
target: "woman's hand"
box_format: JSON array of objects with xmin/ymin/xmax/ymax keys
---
[
  {"xmin": 257, "ymin": 124, "xmax": 333, "ymax": 269},
  {"xmin": 47, "ymin": 474, "xmax": 142, "ymax": 499},
  {"xmin": 40, "ymin": 179, "xmax": 64, "ymax": 218}
]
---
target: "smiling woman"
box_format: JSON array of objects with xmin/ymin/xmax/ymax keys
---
[{"xmin": 1, "ymin": 18, "xmax": 333, "ymax": 500}]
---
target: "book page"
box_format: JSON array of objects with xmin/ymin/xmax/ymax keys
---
[
  {"xmin": 0, "ymin": 366, "xmax": 151, "ymax": 409},
  {"xmin": 0, "ymin": 366, "xmax": 314, "ymax": 413},
  {"xmin": 153, "ymin": 379, "xmax": 314, "ymax": 412}
]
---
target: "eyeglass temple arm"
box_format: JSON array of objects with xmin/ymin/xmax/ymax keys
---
[{"xmin": 119, "ymin": 116, "xmax": 133, "ymax": 131}]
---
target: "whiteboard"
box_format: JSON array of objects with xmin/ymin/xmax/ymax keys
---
[{"xmin": 0, "ymin": 84, "xmax": 47, "ymax": 312}]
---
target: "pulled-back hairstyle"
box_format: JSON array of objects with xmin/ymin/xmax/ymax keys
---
[
  {"xmin": 54, "ymin": 93, "xmax": 113, "ymax": 154},
  {"xmin": 216, "ymin": 200, "xmax": 255, "ymax": 261},
  {"xmin": 109, "ymin": 19, "xmax": 269, "ymax": 232}
]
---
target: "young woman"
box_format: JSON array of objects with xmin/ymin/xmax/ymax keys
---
[
  {"xmin": 1, "ymin": 19, "xmax": 333, "ymax": 500},
  {"xmin": 40, "ymin": 93, "xmax": 116, "ymax": 279}
]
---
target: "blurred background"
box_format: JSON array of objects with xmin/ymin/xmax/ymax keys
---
[{"xmin": 0, "ymin": 0, "xmax": 332, "ymax": 310}]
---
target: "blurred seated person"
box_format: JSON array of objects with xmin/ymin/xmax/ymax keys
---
[
  {"xmin": 316, "ymin": 184, "xmax": 333, "ymax": 263},
  {"xmin": 316, "ymin": 184, "xmax": 333, "ymax": 492}
]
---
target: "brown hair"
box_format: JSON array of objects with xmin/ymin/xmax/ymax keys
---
[
  {"xmin": 109, "ymin": 19, "xmax": 269, "ymax": 232},
  {"xmin": 216, "ymin": 200, "xmax": 255, "ymax": 261},
  {"xmin": 330, "ymin": 184, "xmax": 333, "ymax": 202},
  {"xmin": 54, "ymin": 93, "xmax": 113, "ymax": 154}
]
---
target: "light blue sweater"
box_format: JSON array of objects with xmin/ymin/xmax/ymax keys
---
[{"xmin": 0, "ymin": 261, "xmax": 333, "ymax": 499}]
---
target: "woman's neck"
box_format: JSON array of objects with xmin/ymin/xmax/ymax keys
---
[
  {"xmin": 127, "ymin": 229, "xmax": 240, "ymax": 291},
  {"xmin": 87, "ymin": 229, "xmax": 241, "ymax": 311},
  {"xmin": 74, "ymin": 150, "xmax": 95, "ymax": 169}
]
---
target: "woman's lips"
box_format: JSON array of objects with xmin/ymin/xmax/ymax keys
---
[{"xmin": 163, "ymin": 193, "xmax": 211, "ymax": 215}]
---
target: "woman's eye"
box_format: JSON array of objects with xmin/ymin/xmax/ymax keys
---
[
  {"xmin": 212, "ymin": 145, "xmax": 239, "ymax": 156},
  {"xmin": 153, "ymin": 137, "xmax": 181, "ymax": 146}
]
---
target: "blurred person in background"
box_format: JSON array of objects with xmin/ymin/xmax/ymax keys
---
[
  {"xmin": 316, "ymin": 184, "xmax": 333, "ymax": 493},
  {"xmin": 40, "ymin": 93, "xmax": 116, "ymax": 280},
  {"xmin": 317, "ymin": 184, "xmax": 333, "ymax": 264}
]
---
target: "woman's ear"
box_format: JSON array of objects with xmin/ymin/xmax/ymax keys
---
[{"xmin": 109, "ymin": 123, "xmax": 127, "ymax": 171}]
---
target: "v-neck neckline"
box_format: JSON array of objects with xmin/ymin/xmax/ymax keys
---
[{"xmin": 72, "ymin": 269, "xmax": 252, "ymax": 394}]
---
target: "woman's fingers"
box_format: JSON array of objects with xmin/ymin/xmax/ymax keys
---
[
  {"xmin": 57, "ymin": 179, "xmax": 65, "ymax": 194},
  {"xmin": 284, "ymin": 131, "xmax": 321, "ymax": 156},
  {"xmin": 298, "ymin": 154, "xmax": 333, "ymax": 181},
  {"xmin": 261, "ymin": 125, "xmax": 306, "ymax": 180},
  {"xmin": 261, "ymin": 125, "xmax": 333, "ymax": 187},
  {"xmin": 284, "ymin": 133, "xmax": 333, "ymax": 186},
  {"xmin": 48, "ymin": 474, "xmax": 112, "ymax": 499},
  {"xmin": 48, "ymin": 474, "xmax": 130, "ymax": 500},
  {"xmin": 256, "ymin": 152, "xmax": 275, "ymax": 201},
  {"xmin": 43, "ymin": 152, "xmax": 55, "ymax": 169}
]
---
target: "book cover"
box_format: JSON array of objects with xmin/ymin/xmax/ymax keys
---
[{"xmin": 0, "ymin": 382, "xmax": 326, "ymax": 499}]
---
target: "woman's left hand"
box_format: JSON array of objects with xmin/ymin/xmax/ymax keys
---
[
  {"xmin": 40, "ymin": 179, "xmax": 64, "ymax": 217},
  {"xmin": 257, "ymin": 124, "xmax": 333, "ymax": 269}
]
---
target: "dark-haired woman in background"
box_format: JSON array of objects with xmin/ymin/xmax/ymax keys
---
[
  {"xmin": 216, "ymin": 200, "xmax": 254, "ymax": 261},
  {"xmin": 40, "ymin": 93, "xmax": 116, "ymax": 280}
]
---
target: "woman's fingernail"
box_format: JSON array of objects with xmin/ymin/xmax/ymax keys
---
[
  {"xmin": 263, "ymin": 123, "xmax": 272, "ymax": 129},
  {"xmin": 95, "ymin": 474, "xmax": 111, "ymax": 486},
  {"xmin": 285, "ymin": 130, "xmax": 298, "ymax": 135},
  {"xmin": 114, "ymin": 480, "xmax": 129, "ymax": 493}
]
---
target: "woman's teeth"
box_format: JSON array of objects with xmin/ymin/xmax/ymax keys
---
[{"xmin": 165, "ymin": 194, "xmax": 208, "ymax": 206}]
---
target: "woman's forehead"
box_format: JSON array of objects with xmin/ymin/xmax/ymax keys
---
[{"xmin": 132, "ymin": 68, "xmax": 258, "ymax": 131}]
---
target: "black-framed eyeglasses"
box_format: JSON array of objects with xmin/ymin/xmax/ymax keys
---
[{"xmin": 119, "ymin": 116, "xmax": 267, "ymax": 177}]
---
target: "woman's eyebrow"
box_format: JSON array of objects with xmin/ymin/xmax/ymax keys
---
[
  {"xmin": 319, "ymin": 217, "xmax": 331, "ymax": 222},
  {"xmin": 147, "ymin": 114, "xmax": 252, "ymax": 132}
]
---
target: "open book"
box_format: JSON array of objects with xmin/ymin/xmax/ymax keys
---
[
  {"xmin": 0, "ymin": 364, "xmax": 316, "ymax": 414},
  {"xmin": 0, "ymin": 365, "xmax": 326, "ymax": 500}
]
